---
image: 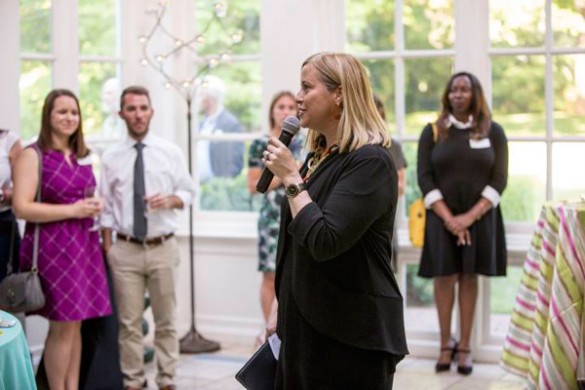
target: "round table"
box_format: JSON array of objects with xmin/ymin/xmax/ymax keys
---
[{"xmin": 0, "ymin": 310, "xmax": 36, "ymax": 390}]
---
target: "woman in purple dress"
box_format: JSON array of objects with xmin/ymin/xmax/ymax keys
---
[{"xmin": 13, "ymin": 89, "xmax": 112, "ymax": 390}]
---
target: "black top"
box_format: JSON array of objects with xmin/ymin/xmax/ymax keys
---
[
  {"xmin": 417, "ymin": 122, "xmax": 509, "ymax": 277},
  {"xmin": 275, "ymin": 144, "xmax": 409, "ymax": 361}
]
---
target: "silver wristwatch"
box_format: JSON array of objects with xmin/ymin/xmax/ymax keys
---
[{"xmin": 285, "ymin": 183, "xmax": 306, "ymax": 198}]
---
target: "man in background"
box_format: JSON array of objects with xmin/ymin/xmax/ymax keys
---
[
  {"xmin": 196, "ymin": 75, "xmax": 244, "ymax": 181},
  {"xmin": 100, "ymin": 78, "xmax": 125, "ymax": 140}
]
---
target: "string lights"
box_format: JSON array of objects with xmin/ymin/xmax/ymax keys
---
[
  {"xmin": 138, "ymin": 0, "xmax": 244, "ymax": 354},
  {"xmin": 139, "ymin": 0, "xmax": 244, "ymax": 101}
]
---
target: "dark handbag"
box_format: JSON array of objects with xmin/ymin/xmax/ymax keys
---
[
  {"xmin": 235, "ymin": 341, "xmax": 277, "ymax": 390},
  {"xmin": 0, "ymin": 146, "xmax": 45, "ymax": 313}
]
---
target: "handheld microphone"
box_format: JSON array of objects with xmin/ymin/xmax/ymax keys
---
[{"xmin": 255, "ymin": 116, "xmax": 301, "ymax": 194}]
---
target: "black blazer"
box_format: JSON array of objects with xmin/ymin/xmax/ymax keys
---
[{"xmin": 275, "ymin": 144, "xmax": 409, "ymax": 356}]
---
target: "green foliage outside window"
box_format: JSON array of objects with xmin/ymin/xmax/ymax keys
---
[
  {"xmin": 19, "ymin": 61, "xmax": 51, "ymax": 141},
  {"xmin": 78, "ymin": 0, "xmax": 117, "ymax": 56},
  {"xmin": 20, "ymin": 0, "xmax": 51, "ymax": 53},
  {"xmin": 195, "ymin": 0, "xmax": 260, "ymax": 56}
]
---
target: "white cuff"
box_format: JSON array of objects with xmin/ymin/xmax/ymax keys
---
[
  {"xmin": 174, "ymin": 190, "xmax": 192, "ymax": 209},
  {"xmin": 99, "ymin": 214, "xmax": 114, "ymax": 229},
  {"xmin": 424, "ymin": 189, "xmax": 443, "ymax": 209},
  {"xmin": 481, "ymin": 185, "xmax": 501, "ymax": 207}
]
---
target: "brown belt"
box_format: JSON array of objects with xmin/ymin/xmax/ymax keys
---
[{"xmin": 116, "ymin": 232, "xmax": 174, "ymax": 247}]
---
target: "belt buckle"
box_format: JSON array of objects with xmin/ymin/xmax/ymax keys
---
[
  {"xmin": 142, "ymin": 237, "xmax": 152, "ymax": 249},
  {"xmin": 143, "ymin": 235, "xmax": 162, "ymax": 249}
]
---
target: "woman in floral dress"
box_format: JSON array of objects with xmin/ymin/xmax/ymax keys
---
[{"xmin": 247, "ymin": 91, "xmax": 303, "ymax": 344}]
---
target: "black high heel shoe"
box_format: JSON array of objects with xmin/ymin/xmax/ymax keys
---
[
  {"xmin": 435, "ymin": 339, "xmax": 458, "ymax": 373},
  {"xmin": 456, "ymin": 348, "xmax": 473, "ymax": 375}
]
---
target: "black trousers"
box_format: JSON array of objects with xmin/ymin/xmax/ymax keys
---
[{"xmin": 0, "ymin": 211, "xmax": 20, "ymax": 282}]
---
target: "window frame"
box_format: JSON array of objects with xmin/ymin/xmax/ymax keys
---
[{"xmin": 345, "ymin": 0, "xmax": 585, "ymax": 363}]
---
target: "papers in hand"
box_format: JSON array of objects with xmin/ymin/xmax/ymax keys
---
[
  {"xmin": 235, "ymin": 335, "xmax": 279, "ymax": 389},
  {"xmin": 267, "ymin": 334, "xmax": 281, "ymax": 360}
]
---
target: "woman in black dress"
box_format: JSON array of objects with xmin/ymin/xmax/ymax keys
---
[
  {"xmin": 417, "ymin": 72, "xmax": 508, "ymax": 375},
  {"xmin": 263, "ymin": 52, "xmax": 408, "ymax": 389}
]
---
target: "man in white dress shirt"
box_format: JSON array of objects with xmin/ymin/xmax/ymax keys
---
[{"xmin": 100, "ymin": 86, "xmax": 196, "ymax": 390}]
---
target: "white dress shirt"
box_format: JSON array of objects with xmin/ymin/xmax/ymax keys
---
[
  {"xmin": 100, "ymin": 132, "xmax": 196, "ymax": 238},
  {"xmin": 0, "ymin": 131, "xmax": 19, "ymax": 213}
]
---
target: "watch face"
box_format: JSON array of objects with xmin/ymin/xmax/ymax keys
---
[
  {"xmin": 286, "ymin": 183, "xmax": 304, "ymax": 198},
  {"xmin": 286, "ymin": 184, "xmax": 299, "ymax": 197}
]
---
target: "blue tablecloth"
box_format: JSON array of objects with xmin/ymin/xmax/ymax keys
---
[{"xmin": 0, "ymin": 311, "xmax": 36, "ymax": 390}]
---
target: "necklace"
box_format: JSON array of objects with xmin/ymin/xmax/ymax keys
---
[{"xmin": 305, "ymin": 145, "xmax": 339, "ymax": 181}]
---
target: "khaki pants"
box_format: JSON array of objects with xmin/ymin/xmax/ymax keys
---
[{"xmin": 107, "ymin": 237, "xmax": 180, "ymax": 389}]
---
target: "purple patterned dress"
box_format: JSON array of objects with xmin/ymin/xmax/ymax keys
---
[{"xmin": 20, "ymin": 148, "xmax": 111, "ymax": 321}]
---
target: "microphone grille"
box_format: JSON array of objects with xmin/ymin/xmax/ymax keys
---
[{"xmin": 282, "ymin": 116, "xmax": 301, "ymax": 134}]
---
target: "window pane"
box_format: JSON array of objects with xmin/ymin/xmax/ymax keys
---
[
  {"xmin": 552, "ymin": 0, "xmax": 585, "ymax": 49},
  {"xmin": 225, "ymin": 0, "xmax": 260, "ymax": 54},
  {"xmin": 492, "ymin": 55, "xmax": 546, "ymax": 137},
  {"xmin": 403, "ymin": 141, "xmax": 420, "ymax": 212},
  {"xmin": 20, "ymin": 61, "xmax": 52, "ymax": 142},
  {"xmin": 362, "ymin": 59, "xmax": 396, "ymax": 134},
  {"xmin": 404, "ymin": 57, "xmax": 453, "ymax": 136},
  {"xmin": 552, "ymin": 143, "xmax": 585, "ymax": 201},
  {"xmin": 199, "ymin": 140, "xmax": 258, "ymax": 212},
  {"xmin": 346, "ymin": 0, "xmax": 394, "ymax": 53},
  {"xmin": 489, "ymin": 0, "xmax": 544, "ymax": 48},
  {"xmin": 196, "ymin": 62, "xmax": 261, "ymax": 212},
  {"xmin": 553, "ymin": 55, "xmax": 585, "ymax": 136},
  {"xmin": 79, "ymin": 0, "xmax": 119, "ymax": 56},
  {"xmin": 404, "ymin": 264, "xmax": 455, "ymax": 334},
  {"xmin": 194, "ymin": 0, "xmax": 260, "ymax": 56},
  {"xmin": 490, "ymin": 265, "xmax": 522, "ymax": 336},
  {"xmin": 20, "ymin": 0, "xmax": 52, "ymax": 53},
  {"xmin": 78, "ymin": 62, "xmax": 120, "ymax": 139},
  {"xmin": 500, "ymin": 142, "xmax": 546, "ymax": 223},
  {"xmin": 211, "ymin": 62, "xmax": 262, "ymax": 133},
  {"xmin": 404, "ymin": 0, "xmax": 454, "ymax": 50}
]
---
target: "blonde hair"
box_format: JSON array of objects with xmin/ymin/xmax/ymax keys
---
[{"xmin": 302, "ymin": 52, "xmax": 390, "ymax": 154}]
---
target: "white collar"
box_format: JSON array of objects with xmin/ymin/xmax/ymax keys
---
[
  {"xmin": 448, "ymin": 114, "xmax": 473, "ymax": 129},
  {"xmin": 125, "ymin": 132, "xmax": 153, "ymax": 148}
]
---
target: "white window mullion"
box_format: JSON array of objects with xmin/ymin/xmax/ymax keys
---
[
  {"xmin": 545, "ymin": 0, "xmax": 554, "ymax": 200},
  {"xmin": 394, "ymin": 0, "xmax": 405, "ymax": 139},
  {"xmin": 454, "ymin": 0, "xmax": 490, "ymax": 95},
  {"xmin": 0, "ymin": 0, "xmax": 21, "ymax": 133},
  {"xmin": 52, "ymin": 0, "xmax": 78, "ymax": 91},
  {"xmin": 119, "ymin": 0, "xmax": 144, "ymax": 86},
  {"xmin": 260, "ymin": 0, "xmax": 320, "ymax": 133},
  {"xmin": 454, "ymin": 0, "xmax": 494, "ymax": 360}
]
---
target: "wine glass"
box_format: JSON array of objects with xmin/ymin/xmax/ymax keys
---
[
  {"xmin": 143, "ymin": 181, "xmax": 162, "ymax": 219},
  {"xmin": 84, "ymin": 185, "xmax": 100, "ymax": 231}
]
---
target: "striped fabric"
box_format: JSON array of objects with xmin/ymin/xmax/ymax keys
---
[{"xmin": 501, "ymin": 203, "xmax": 585, "ymax": 390}]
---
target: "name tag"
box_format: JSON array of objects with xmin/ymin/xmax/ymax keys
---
[
  {"xmin": 77, "ymin": 154, "xmax": 94, "ymax": 166},
  {"xmin": 469, "ymin": 138, "xmax": 491, "ymax": 149}
]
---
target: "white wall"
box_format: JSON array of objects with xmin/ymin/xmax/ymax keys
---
[
  {"xmin": 26, "ymin": 231, "xmax": 263, "ymax": 363},
  {"xmin": 0, "ymin": 0, "xmax": 20, "ymax": 132}
]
